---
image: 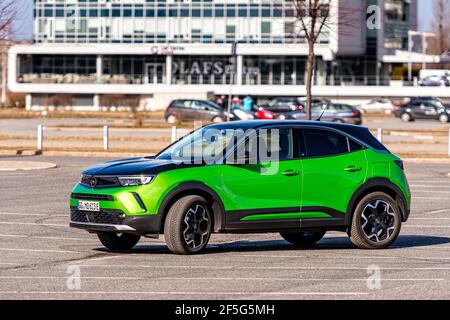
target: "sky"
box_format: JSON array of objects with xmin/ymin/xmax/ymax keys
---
[{"xmin": 11, "ymin": 0, "xmax": 435, "ymax": 40}]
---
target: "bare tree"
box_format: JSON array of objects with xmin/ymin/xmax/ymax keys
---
[
  {"xmin": 288, "ymin": 0, "xmax": 360, "ymax": 120},
  {"xmin": 0, "ymin": 0, "xmax": 16, "ymax": 107},
  {"xmin": 430, "ymin": 0, "xmax": 450, "ymax": 57}
]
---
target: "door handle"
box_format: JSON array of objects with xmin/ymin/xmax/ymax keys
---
[
  {"xmin": 281, "ymin": 170, "xmax": 301, "ymax": 177},
  {"xmin": 344, "ymin": 166, "xmax": 362, "ymax": 173}
]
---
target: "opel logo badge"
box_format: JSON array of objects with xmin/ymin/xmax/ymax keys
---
[{"xmin": 90, "ymin": 177, "xmax": 98, "ymax": 188}]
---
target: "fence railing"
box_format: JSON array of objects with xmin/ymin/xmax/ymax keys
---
[{"xmin": 33, "ymin": 124, "xmax": 450, "ymax": 157}]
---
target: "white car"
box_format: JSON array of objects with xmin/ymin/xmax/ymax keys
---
[{"xmin": 358, "ymin": 99, "xmax": 395, "ymax": 114}]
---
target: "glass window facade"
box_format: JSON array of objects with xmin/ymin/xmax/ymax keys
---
[{"xmin": 34, "ymin": 0, "xmax": 328, "ymax": 44}]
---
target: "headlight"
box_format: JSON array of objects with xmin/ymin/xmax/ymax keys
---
[{"xmin": 117, "ymin": 176, "xmax": 154, "ymax": 187}]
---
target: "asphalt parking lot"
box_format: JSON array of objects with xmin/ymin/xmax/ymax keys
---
[{"xmin": 0, "ymin": 155, "xmax": 449, "ymax": 300}]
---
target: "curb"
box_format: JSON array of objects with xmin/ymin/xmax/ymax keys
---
[{"xmin": 0, "ymin": 161, "xmax": 58, "ymax": 172}]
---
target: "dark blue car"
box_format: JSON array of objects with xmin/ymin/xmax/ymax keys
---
[{"xmin": 280, "ymin": 103, "xmax": 363, "ymax": 125}]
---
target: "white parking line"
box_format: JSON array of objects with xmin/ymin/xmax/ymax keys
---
[
  {"xmin": 403, "ymin": 225, "xmax": 450, "ymax": 228},
  {"xmin": 410, "ymin": 217, "xmax": 450, "ymax": 220},
  {"xmin": 0, "ymin": 222, "xmax": 68, "ymax": 227},
  {"xmin": 413, "ymin": 197, "xmax": 450, "ymax": 200},
  {"xmin": 422, "ymin": 209, "xmax": 450, "ymax": 215},
  {"xmin": 0, "ymin": 276, "xmax": 442, "ymax": 282},
  {"xmin": 0, "ymin": 212, "xmax": 67, "ymax": 217},
  {"xmin": 73, "ymin": 255, "xmax": 123, "ymax": 265},
  {"xmin": 414, "ymin": 191, "xmax": 450, "ymax": 194},
  {"xmin": 0, "ymin": 248, "xmax": 80, "ymax": 254},
  {"xmin": 77, "ymin": 265, "xmax": 450, "ymax": 271},
  {"xmin": 0, "ymin": 234, "xmax": 97, "ymax": 242},
  {"xmin": 0, "ymin": 291, "xmax": 369, "ymax": 296}
]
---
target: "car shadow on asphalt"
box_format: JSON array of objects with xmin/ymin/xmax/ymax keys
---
[{"xmin": 94, "ymin": 235, "xmax": 450, "ymax": 255}]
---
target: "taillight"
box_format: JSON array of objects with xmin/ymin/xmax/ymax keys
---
[
  {"xmin": 394, "ymin": 160, "xmax": 404, "ymax": 170},
  {"xmin": 297, "ymin": 105, "xmax": 304, "ymax": 111}
]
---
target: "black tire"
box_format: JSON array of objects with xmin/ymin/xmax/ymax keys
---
[
  {"xmin": 164, "ymin": 195, "xmax": 212, "ymax": 255},
  {"xmin": 97, "ymin": 233, "xmax": 140, "ymax": 251},
  {"xmin": 439, "ymin": 114, "xmax": 449, "ymax": 124},
  {"xmin": 348, "ymin": 192, "xmax": 401, "ymax": 249},
  {"xmin": 166, "ymin": 114, "xmax": 178, "ymax": 124},
  {"xmin": 280, "ymin": 231, "xmax": 326, "ymax": 246},
  {"xmin": 400, "ymin": 113, "xmax": 413, "ymax": 122}
]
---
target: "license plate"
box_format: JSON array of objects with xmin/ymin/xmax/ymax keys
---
[{"xmin": 78, "ymin": 200, "xmax": 100, "ymax": 212}]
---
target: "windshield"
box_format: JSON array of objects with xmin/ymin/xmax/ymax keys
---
[{"xmin": 156, "ymin": 127, "xmax": 236, "ymax": 162}]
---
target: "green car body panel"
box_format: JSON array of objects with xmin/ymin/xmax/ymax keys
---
[{"xmin": 69, "ymin": 121, "xmax": 411, "ymax": 244}]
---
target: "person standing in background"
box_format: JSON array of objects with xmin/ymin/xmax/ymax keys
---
[
  {"xmin": 215, "ymin": 95, "xmax": 226, "ymax": 109},
  {"xmin": 242, "ymin": 95, "xmax": 253, "ymax": 112}
]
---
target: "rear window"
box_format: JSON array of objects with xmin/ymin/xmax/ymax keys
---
[{"xmin": 336, "ymin": 126, "xmax": 389, "ymax": 152}]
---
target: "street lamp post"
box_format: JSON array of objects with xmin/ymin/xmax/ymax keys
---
[{"xmin": 408, "ymin": 31, "xmax": 436, "ymax": 84}]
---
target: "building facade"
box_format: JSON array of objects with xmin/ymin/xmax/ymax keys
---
[{"xmin": 9, "ymin": 0, "xmax": 433, "ymax": 110}]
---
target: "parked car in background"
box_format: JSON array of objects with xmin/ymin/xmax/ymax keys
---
[
  {"xmin": 357, "ymin": 99, "xmax": 394, "ymax": 114},
  {"xmin": 418, "ymin": 75, "xmax": 450, "ymax": 87},
  {"xmin": 253, "ymin": 108, "xmax": 277, "ymax": 120},
  {"xmin": 259, "ymin": 97, "xmax": 303, "ymax": 114},
  {"xmin": 260, "ymin": 97, "xmax": 330, "ymax": 114},
  {"xmin": 165, "ymin": 99, "xmax": 234, "ymax": 123},
  {"xmin": 279, "ymin": 103, "xmax": 362, "ymax": 125},
  {"xmin": 419, "ymin": 69, "xmax": 450, "ymax": 82},
  {"xmin": 394, "ymin": 99, "xmax": 450, "ymax": 123},
  {"xmin": 232, "ymin": 108, "xmax": 255, "ymax": 121}
]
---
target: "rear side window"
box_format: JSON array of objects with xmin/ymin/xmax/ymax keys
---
[
  {"xmin": 349, "ymin": 139, "xmax": 364, "ymax": 152},
  {"xmin": 335, "ymin": 126, "xmax": 389, "ymax": 152},
  {"xmin": 303, "ymin": 129, "xmax": 348, "ymax": 158}
]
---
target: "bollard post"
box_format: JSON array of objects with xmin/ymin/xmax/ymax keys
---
[
  {"xmin": 376, "ymin": 128, "xmax": 383, "ymax": 143},
  {"xmin": 103, "ymin": 125, "xmax": 109, "ymax": 151},
  {"xmin": 37, "ymin": 124, "xmax": 43, "ymax": 151},
  {"xmin": 171, "ymin": 126, "xmax": 177, "ymax": 143},
  {"xmin": 448, "ymin": 129, "xmax": 450, "ymax": 158}
]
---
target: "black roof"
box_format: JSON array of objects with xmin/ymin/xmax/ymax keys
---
[{"xmin": 207, "ymin": 121, "xmax": 388, "ymax": 152}]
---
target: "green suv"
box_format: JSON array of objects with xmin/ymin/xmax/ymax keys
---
[{"xmin": 70, "ymin": 121, "xmax": 410, "ymax": 254}]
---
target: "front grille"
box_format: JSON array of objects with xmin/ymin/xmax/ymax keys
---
[
  {"xmin": 81, "ymin": 175, "xmax": 120, "ymax": 188},
  {"xmin": 71, "ymin": 193, "xmax": 114, "ymax": 201},
  {"xmin": 70, "ymin": 207, "xmax": 126, "ymax": 225}
]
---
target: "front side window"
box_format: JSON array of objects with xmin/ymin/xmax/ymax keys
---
[{"xmin": 231, "ymin": 128, "xmax": 294, "ymax": 163}]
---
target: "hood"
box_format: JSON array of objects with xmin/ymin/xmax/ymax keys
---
[{"xmin": 82, "ymin": 157, "xmax": 188, "ymax": 176}]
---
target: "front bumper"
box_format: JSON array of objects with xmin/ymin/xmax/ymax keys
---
[{"xmin": 69, "ymin": 206, "xmax": 162, "ymax": 235}]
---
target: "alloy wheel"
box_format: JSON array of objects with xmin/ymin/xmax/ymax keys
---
[
  {"xmin": 401, "ymin": 113, "xmax": 411, "ymax": 122},
  {"xmin": 182, "ymin": 204, "xmax": 210, "ymax": 249},
  {"xmin": 360, "ymin": 200, "xmax": 396, "ymax": 243}
]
